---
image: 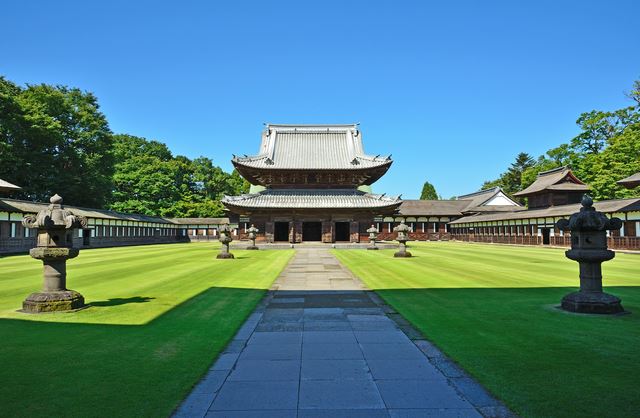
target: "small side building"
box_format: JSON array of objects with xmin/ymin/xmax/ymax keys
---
[
  {"xmin": 387, "ymin": 187, "xmax": 523, "ymax": 241},
  {"xmin": 512, "ymin": 166, "xmax": 589, "ymax": 208},
  {"xmin": 449, "ymin": 167, "xmax": 640, "ymax": 250},
  {"xmin": 618, "ymin": 172, "xmax": 640, "ymax": 189}
]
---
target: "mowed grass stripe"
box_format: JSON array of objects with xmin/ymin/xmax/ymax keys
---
[
  {"xmin": 0, "ymin": 243, "xmax": 294, "ymax": 418},
  {"xmin": 335, "ymin": 242, "xmax": 640, "ymax": 418}
]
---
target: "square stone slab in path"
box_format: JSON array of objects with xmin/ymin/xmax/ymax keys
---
[
  {"xmin": 227, "ymin": 359, "xmax": 300, "ymax": 381},
  {"xmin": 210, "ymin": 381, "xmax": 299, "ymax": 411},
  {"xmin": 299, "ymin": 379, "xmax": 386, "ymax": 410},
  {"xmin": 301, "ymin": 359, "xmax": 371, "ymax": 380},
  {"xmin": 376, "ymin": 379, "xmax": 470, "ymax": 409}
]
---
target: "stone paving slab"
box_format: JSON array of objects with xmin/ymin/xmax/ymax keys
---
[
  {"xmin": 173, "ymin": 247, "xmax": 515, "ymax": 418},
  {"xmin": 299, "ymin": 379, "xmax": 386, "ymax": 410},
  {"xmin": 210, "ymin": 380, "xmax": 299, "ymax": 410}
]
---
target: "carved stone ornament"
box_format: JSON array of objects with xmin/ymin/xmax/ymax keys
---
[
  {"xmin": 21, "ymin": 194, "xmax": 88, "ymax": 313},
  {"xmin": 246, "ymin": 224, "xmax": 259, "ymax": 250},
  {"xmin": 366, "ymin": 224, "xmax": 379, "ymax": 250},
  {"xmin": 556, "ymin": 195, "xmax": 624, "ymax": 314},
  {"xmin": 217, "ymin": 223, "xmax": 235, "ymax": 259},
  {"xmin": 393, "ymin": 220, "xmax": 412, "ymax": 258}
]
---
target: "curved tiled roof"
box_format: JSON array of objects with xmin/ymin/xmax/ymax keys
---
[
  {"xmin": 0, "ymin": 198, "xmax": 172, "ymax": 223},
  {"xmin": 0, "ymin": 179, "xmax": 21, "ymax": 192},
  {"xmin": 222, "ymin": 189, "xmax": 401, "ymax": 210},
  {"xmin": 398, "ymin": 200, "xmax": 470, "ymax": 216},
  {"xmin": 617, "ymin": 172, "xmax": 640, "ymax": 188},
  {"xmin": 456, "ymin": 186, "xmax": 520, "ymax": 211},
  {"xmin": 513, "ymin": 166, "xmax": 589, "ymax": 196},
  {"xmin": 232, "ymin": 124, "xmax": 391, "ymax": 171},
  {"xmin": 449, "ymin": 198, "xmax": 640, "ymax": 224}
]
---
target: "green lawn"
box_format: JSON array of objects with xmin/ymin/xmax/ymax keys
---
[
  {"xmin": 0, "ymin": 243, "xmax": 293, "ymax": 418},
  {"xmin": 334, "ymin": 242, "xmax": 640, "ymax": 418}
]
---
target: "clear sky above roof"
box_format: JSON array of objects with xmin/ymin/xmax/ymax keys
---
[{"xmin": 2, "ymin": 0, "xmax": 639, "ymax": 199}]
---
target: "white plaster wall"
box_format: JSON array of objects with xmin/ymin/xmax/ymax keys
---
[{"xmin": 484, "ymin": 193, "xmax": 519, "ymax": 206}]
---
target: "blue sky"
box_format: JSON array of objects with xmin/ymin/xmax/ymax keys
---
[{"xmin": 2, "ymin": 0, "xmax": 639, "ymax": 199}]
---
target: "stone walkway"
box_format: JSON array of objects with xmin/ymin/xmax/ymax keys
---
[{"xmin": 174, "ymin": 248, "xmax": 510, "ymax": 418}]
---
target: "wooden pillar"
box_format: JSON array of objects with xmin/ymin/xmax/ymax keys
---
[
  {"xmin": 289, "ymin": 221, "xmax": 297, "ymax": 243},
  {"xmin": 322, "ymin": 221, "xmax": 332, "ymax": 243},
  {"xmin": 350, "ymin": 221, "xmax": 359, "ymax": 243},
  {"xmin": 265, "ymin": 221, "xmax": 274, "ymax": 243}
]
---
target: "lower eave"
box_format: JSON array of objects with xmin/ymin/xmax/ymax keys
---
[{"xmin": 232, "ymin": 161, "xmax": 392, "ymax": 187}]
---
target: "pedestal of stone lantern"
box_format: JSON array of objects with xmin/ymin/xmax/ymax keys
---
[
  {"xmin": 366, "ymin": 224, "xmax": 379, "ymax": 250},
  {"xmin": 556, "ymin": 195, "xmax": 624, "ymax": 314},
  {"xmin": 246, "ymin": 224, "xmax": 259, "ymax": 250},
  {"xmin": 21, "ymin": 194, "xmax": 88, "ymax": 313},
  {"xmin": 217, "ymin": 224, "xmax": 235, "ymax": 259},
  {"xmin": 393, "ymin": 220, "xmax": 412, "ymax": 257}
]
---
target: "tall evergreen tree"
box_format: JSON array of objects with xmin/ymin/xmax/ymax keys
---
[{"xmin": 420, "ymin": 181, "xmax": 439, "ymax": 200}]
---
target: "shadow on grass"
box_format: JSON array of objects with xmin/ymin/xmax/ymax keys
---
[
  {"xmin": 0, "ymin": 286, "xmax": 266, "ymax": 418},
  {"xmin": 90, "ymin": 296, "xmax": 155, "ymax": 307},
  {"xmin": 2, "ymin": 284, "xmax": 639, "ymax": 418},
  {"xmin": 371, "ymin": 286, "xmax": 640, "ymax": 418}
]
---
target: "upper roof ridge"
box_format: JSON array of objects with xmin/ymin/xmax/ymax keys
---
[
  {"xmin": 537, "ymin": 165, "xmax": 569, "ymax": 176},
  {"xmin": 457, "ymin": 186, "xmax": 501, "ymax": 199}
]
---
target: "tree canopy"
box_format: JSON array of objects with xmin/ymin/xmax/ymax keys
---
[
  {"xmin": 0, "ymin": 76, "xmax": 248, "ymax": 216},
  {"xmin": 482, "ymin": 79, "xmax": 640, "ymax": 201},
  {"xmin": 420, "ymin": 181, "xmax": 439, "ymax": 200},
  {"xmin": 0, "ymin": 77, "xmax": 114, "ymax": 207}
]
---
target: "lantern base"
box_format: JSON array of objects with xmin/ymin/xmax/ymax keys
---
[
  {"xmin": 216, "ymin": 253, "xmax": 235, "ymax": 259},
  {"xmin": 21, "ymin": 290, "xmax": 85, "ymax": 313},
  {"xmin": 394, "ymin": 251, "xmax": 412, "ymax": 257},
  {"xmin": 246, "ymin": 246, "xmax": 259, "ymax": 250},
  {"xmin": 561, "ymin": 291, "xmax": 624, "ymax": 314}
]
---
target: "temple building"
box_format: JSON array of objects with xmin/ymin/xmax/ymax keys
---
[
  {"xmin": 618, "ymin": 172, "xmax": 640, "ymax": 189},
  {"xmin": 512, "ymin": 166, "xmax": 589, "ymax": 208},
  {"xmin": 222, "ymin": 124, "xmax": 401, "ymax": 243},
  {"xmin": 450, "ymin": 167, "xmax": 640, "ymax": 249}
]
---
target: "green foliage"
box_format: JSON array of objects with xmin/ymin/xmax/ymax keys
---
[
  {"xmin": 483, "ymin": 79, "xmax": 640, "ymax": 200},
  {"xmin": 109, "ymin": 134, "xmax": 248, "ymax": 217},
  {"xmin": 0, "ymin": 77, "xmax": 114, "ymax": 207},
  {"xmin": 419, "ymin": 181, "xmax": 439, "ymax": 200},
  {"xmin": 0, "ymin": 75, "xmax": 246, "ymax": 216},
  {"xmin": 481, "ymin": 152, "xmax": 535, "ymax": 196}
]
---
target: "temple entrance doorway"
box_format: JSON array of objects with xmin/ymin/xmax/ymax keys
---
[
  {"xmin": 274, "ymin": 222, "xmax": 289, "ymax": 242},
  {"xmin": 335, "ymin": 222, "xmax": 350, "ymax": 242},
  {"xmin": 302, "ymin": 222, "xmax": 322, "ymax": 241},
  {"xmin": 541, "ymin": 228, "xmax": 550, "ymax": 245}
]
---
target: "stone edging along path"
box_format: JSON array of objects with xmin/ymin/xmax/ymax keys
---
[{"xmin": 173, "ymin": 248, "xmax": 517, "ymax": 418}]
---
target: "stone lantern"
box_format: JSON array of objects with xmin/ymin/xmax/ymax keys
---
[
  {"xmin": 393, "ymin": 220, "xmax": 412, "ymax": 258},
  {"xmin": 246, "ymin": 224, "xmax": 259, "ymax": 250},
  {"xmin": 21, "ymin": 194, "xmax": 88, "ymax": 313},
  {"xmin": 366, "ymin": 224, "xmax": 379, "ymax": 250},
  {"xmin": 556, "ymin": 195, "xmax": 624, "ymax": 314},
  {"xmin": 217, "ymin": 223, "xmax": 234, "ymax": 259}
]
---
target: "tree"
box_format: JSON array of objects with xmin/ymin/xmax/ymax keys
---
[
  {"xmin": 0, "ymin": 77, "xmax": 114, "ymax": 207},
  {"xmin": 108, "ymin": 134, "xmax": 249, "ymax": 217},
  {"xmin": 0, "ymin": 75, "xmax": 248, "ymax": 215},
  {"xmin": 588, "ymin": 123, "xmax": 640, "ymax": 200},
  {"xmin": 571, "ymin": 108, "xmax": 638, "ymax": 154},
  {"xmin": 486, "ymin": 78, "xmax": 640, "ymax": 201},
  {"xmin": 480, "ymin": 152, "xmax": 534, "ymax": 195},
  {"xmin": 420, "ymin": 181, "xmax": 438, "ymax": 200}
]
